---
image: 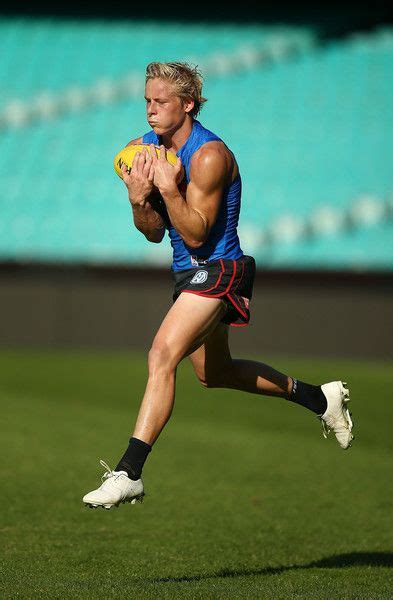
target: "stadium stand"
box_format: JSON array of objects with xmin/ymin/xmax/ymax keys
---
[{"xmin": 0, "ymin": 18, "xmax": 391, "ymax": 270}]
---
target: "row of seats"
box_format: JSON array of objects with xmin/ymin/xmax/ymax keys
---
[
  {"xmin": 0, "ymin": 18, "xmax": 391, "ymax": 269},
  {"xmin": 0, "ymin": 18, "xmax": 313, "ymax": 108}
]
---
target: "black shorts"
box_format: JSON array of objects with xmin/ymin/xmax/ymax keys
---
[{"xmin": 172, "ymin": 255, "xmax": 256, "ymax": 327}]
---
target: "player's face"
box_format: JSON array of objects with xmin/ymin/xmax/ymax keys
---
[{"xmin": 145, "ymin": 78, "xmax": 192, "ymax": 136}]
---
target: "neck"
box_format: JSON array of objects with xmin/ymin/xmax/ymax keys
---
[{"xmin": 161, "ymin": 116, "xmax": 194, "ymax": 152}]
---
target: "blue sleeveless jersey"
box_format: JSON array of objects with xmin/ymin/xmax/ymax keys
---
[{"xmin": 142, "ymin": 120, "xmax": 243, "ymax": 271}]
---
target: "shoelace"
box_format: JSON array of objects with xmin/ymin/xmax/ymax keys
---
[
  {"xmin": 100, "ymin": 459, "xmax": 116, "ymax": 481},
  {"xmin": 99, "ymin": 459, "xmax": 129, "ymax": 484},
  {"xmin": 320, "ymin": 418, "xmax": 330, "ymax": 439}
]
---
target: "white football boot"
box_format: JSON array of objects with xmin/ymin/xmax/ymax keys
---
[
  {"xmin": 83, "ymin": 460, "xmax": 144, "ymax": 510},
  {"xmin": 319, "ymin": 381, "xmax": 354, "ymax": 449}
]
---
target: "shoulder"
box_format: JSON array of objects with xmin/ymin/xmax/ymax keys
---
[
  {"xmin": 192, "ymin": 140, "xmax": 232, "ymax": 167},
  {"xmin": 127, "ymin": 130, "xmax": 158, "ymax": 146},
  {"xmin": 126, "ymin": 136, "xmax": 143, "ymax": 147},
  {"xmin": 190, "ymin": 141, "xmax": 236, "ymax": 184}
]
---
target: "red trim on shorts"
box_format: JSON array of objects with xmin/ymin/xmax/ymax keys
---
[
  {"xmin": 226, "ymin": 293, "xmax": 248, "ymax": 320},
  {"xmin": 180, "ymin": 289, "xmax": 250, "ymax": 327},
  {"xmin": 232, "ymin": 259, "xmax": 245, "ymax": 293},
  {"xmin": 180, "ymin": 289, "xmax": 221, "ymax": 300},
  {"xmin": 200, "ymin": 259, "xmax": 225, "ymax": 293},
  {"xmin": 179, "ymin": 260, "xmax": 250, "ymax": 326},
  {"xmin": 180, "ymin": 289, "xmax": 249, "ymax": 327},
  {"xmin": 224, "ymin": 260, "xmax": 238, "ymax": 295},
  {"xmin": 181, "ymin": 260, "xmax": 239, "ymax": 301},
  {"xmin": 206, "ymin": 259, "xmax": 237, "ymax": 298},
  {"xmin": 175, "ymin": 257, "xmax": 252, "ymax": 327}
]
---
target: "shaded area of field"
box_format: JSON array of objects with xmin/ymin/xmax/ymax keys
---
[{"xmin": 1, "ymin": 349, "xmax": 392, "ymax": 598}]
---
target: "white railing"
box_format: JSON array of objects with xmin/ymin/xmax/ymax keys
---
[
  {"xmin": 238, "ymin": 193, "xmax": 393, "ymax": 252},
  {"xmin": 0, "ymin": 32, "xmax": 315, "ymax": 131}
]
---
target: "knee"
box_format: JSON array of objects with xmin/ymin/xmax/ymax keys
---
[{"xmin": 148, "ymin": 341, "xmax": 175, "ymax": 375}]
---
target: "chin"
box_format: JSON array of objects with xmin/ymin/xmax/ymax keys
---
[
  {"xmin": 150, "ymin": 124, "xmax": 165, "ymax": 135},
  {"xmin": 150, "ymin": 123, "xmax": 176, "ymax": 137}
]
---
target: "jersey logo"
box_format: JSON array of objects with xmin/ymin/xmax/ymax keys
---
[
  {"xmin": 191, "ymin": 255, "xmax": 209, "ymax": 267},
  {"xmin": 190, "ymin": 270, "xmax": 208, "ymax": 284}
]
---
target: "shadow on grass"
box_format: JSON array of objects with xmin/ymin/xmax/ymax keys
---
[{"xmin": 152, "ymin": 552, "xmax": 393, "ymax": 583}]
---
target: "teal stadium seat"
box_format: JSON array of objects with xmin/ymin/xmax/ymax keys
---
[{"xmin": 0, "ymin": 18, "xmax": 391, "ymax": 269}]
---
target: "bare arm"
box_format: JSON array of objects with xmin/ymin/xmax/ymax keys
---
[
  {"xmin": 122, "ymin": 138, "xmax": 165, "ymax": 243},
  {"xmin": 129, "ymin": 198, "xmax": 166, "ymax": 243},
  {"xmin": 152, "ymin": 143, "xmax": 230, "ymax": 248}
]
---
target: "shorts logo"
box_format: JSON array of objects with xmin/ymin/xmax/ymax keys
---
[{"xmin": 190, "ymin": 270, "xmax": 208, "ymax": 284}]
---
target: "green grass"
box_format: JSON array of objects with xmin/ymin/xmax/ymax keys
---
[{"xmin": 0, "ymin": 349, "xmax": 392, "ymax": 599}]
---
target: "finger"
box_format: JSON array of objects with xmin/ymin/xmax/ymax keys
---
[
  {"xmin": 121, "ymin": 163, "xmax": 131, "ymax": 179},
  {"xmin": 174, "ymin": 157, "xmax": 183, "ymax": 182},
  {"xmin": 142, "ymin": 151, "xmax": 152, "ymax": 177},
  {"xmin": 159, "ymin": 144, "xmax": 166, "ymax": 161},
  {"xmin": 150, "ymin": 144, "xmax": 158, "ymax": 164},
  {"xmin": 133, "ymin": 151, "xmax": 144, "ymax": 173},
  {"xmin": 148, "ymin": 162, "xmax": 155, "ymax": 182}
]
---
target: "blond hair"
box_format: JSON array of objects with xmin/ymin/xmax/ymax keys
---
[{"xmin": 145, "ymin": 62, "xmax": 207, "ymax": 118}]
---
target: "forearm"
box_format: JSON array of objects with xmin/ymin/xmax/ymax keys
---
[
  {"xmin": 161, "ymin": 188, "xmax": 207, "ymax": 248},
  {"xmin": 131, "ymin": 203, "xmax": 165, "ymax": 243}
]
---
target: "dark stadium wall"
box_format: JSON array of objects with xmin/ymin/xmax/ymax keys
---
[
  {"xmin": 1, "ymin": 2, "xmax": 392, "ymax": 37},
  {"xmin": 0, "ymin": 265, "xmax": 392, "ymax": 360}
]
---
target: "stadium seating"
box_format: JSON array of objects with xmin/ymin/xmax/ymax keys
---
[{"xmin": 0, "ymin": 17, "xmax": 391, "ymax": 269}]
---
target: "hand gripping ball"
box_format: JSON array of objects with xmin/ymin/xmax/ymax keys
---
[{"xmin": 113, "ymin": 144, "xmax": 181, "ymax": 179}]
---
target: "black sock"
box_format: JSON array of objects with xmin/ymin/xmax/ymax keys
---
[
  {"xmin": 289, "ymin": 379, "xmax": 328, "ymax": 415},
  {"xmin": 115, "ymin": 437, "xmax": 152, "ymax": 480}
]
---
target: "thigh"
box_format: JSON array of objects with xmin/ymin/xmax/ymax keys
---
[
  {"xmin": 188, "ymin": 322, "xmax": 233, "ymax": 382},
  {"xmin": 152, "ymin": 292, "xmax": 227, "ymax": 366}
]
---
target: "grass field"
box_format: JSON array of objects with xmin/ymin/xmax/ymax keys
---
[{"xmin": 1, "ymin": 348, "xmax": 392, "ymax": 599}]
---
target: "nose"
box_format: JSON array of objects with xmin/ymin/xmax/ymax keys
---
[{"xmin": 147, "ymin": 100, "xmax": 157, "ymax": 116}]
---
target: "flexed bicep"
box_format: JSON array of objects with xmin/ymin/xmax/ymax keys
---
[{"xmin": 186, "ymin": 145, "xmax": 230, "ymax": 238}]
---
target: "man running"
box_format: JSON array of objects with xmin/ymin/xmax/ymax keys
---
[{"xmin": 83, "ymin": 62, "xmax": 353, "ymax": 510}]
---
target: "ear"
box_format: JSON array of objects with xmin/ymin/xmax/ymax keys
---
[{"xmin": 183, "ymin": 97, "xmax": 195, "ymax": 115}]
